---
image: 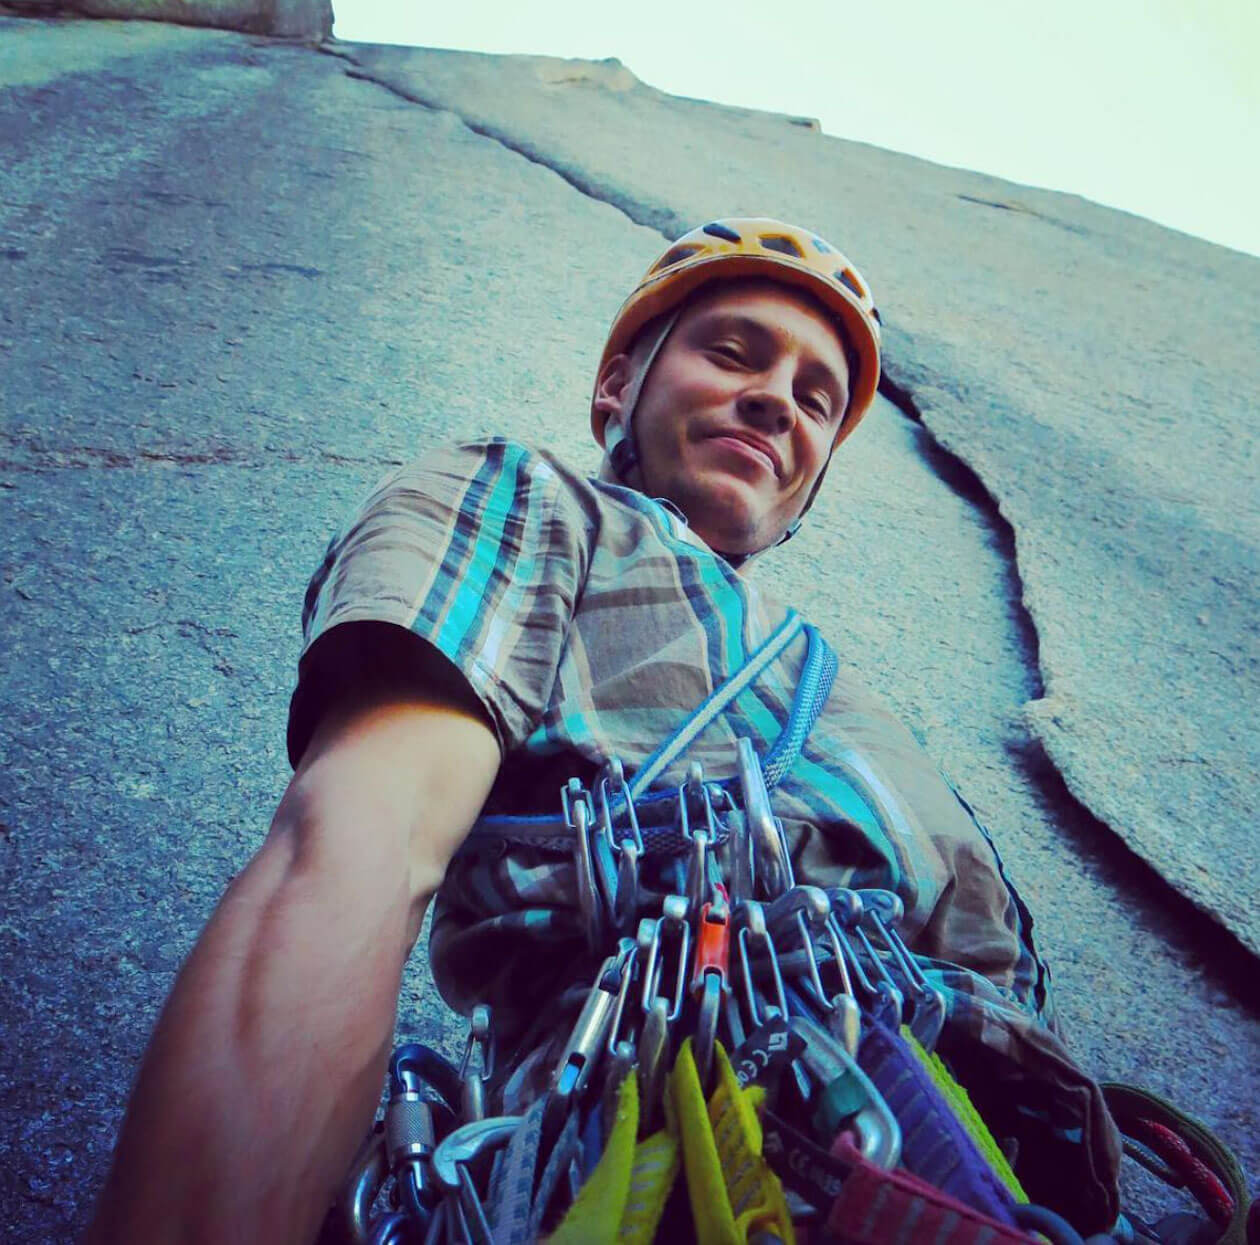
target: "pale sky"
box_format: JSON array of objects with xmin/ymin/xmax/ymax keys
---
[{"xmin": 334, "ymin": 0, "xmax": 1260, "ymax": 259}]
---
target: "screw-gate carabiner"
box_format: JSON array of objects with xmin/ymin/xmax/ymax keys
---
[
  {"xmin": 332, "ymin": 1126, "xmax": 390, "ymax": 1245},
  {"xmin": 366, "ymin": 1210, "xmax": 415, "ymax": 1245}
]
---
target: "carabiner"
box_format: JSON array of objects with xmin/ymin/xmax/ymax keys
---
[
  {"xmin": 597, "ymin": 756, "xmax": 644, "ymax": 855},
  {"xmin": 597, "ymin": 758, "xmax": 643, "ymax": 932},
  {"xmin": 680, "ymin": 762, "xmax": 718, "ymax": 912},
  {"xmin": 563, "ymin": 778, "xmax": 605, "ymax": 953},
  {"xmin": 605, "ymin": 937, "xmax": 640, "ymax": 1057},
  {"xmin": 637, "ymin": 995, "xmax": 671, "ymax": 1139},
  {"xmin": 330, "ymin": 1126, "xmax": 389, "ymax": 1245},
  {"xmin": 827, "ymin": 889, "xmax": 903, "ymax": 1031},
  {"xmin": 550, "ymin": 952, "xmax": 623, "ymax": 1110},
  {"xmin": 734, "ymin": 899, "xmax": 789, "ymax": 1027},
  {"xmin": 764, "ymin": 884, "xmax": 832, "ymax": 1011},
  {"xmin": 458, "ymin": 1005, "xmax": 495, "ymax": 1124},
  {"xmin": 789, "ymin": 1012, "xmax": 902, "ymax": 1170},
  {"xmin": 856, "ymin": 888, "xmax": 947, "ymax": 1051},
  {"xmin": 647, "ymin": 893, "xmax": 691, "ymax": 1023},
  {"xmin": 690, "ymin": 894, "xmax": 732, "ymax": 1091},
  {"xmin": 431, "ymin": 1115, "xmax": 522, "ymax": 1245},
  {"xmin": 725, "ymin": 808, "xmax": 757, "ymax": 908},
  {"xmin": 736, "ymin": 738, "xmax": 794, "ymax": 899}
]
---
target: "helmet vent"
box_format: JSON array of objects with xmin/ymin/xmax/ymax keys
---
[
  {"xmin": 652, "ymin": 244, "xmax": 702, "ymax": 272},
  {"xmin": 837, "ymin": 268, "xmax": 865, "ymax": 297},
  {"xmin": 812, "ymin": 237, "xmax": 834, "ymax": 254},
  {"xmin": 702, "ymin": 222, "xmax": 742, "ymax": 242},
  {"xmin": 759, "ymin": 234, "xmax": 804, "ymax": 257}
]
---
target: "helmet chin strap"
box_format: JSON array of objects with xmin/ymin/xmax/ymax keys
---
[
  {"xmin": 597, "ymin": 306, "xmax": 817, "ymax": 568},
  {"xmin": 598, "ymin": 310, "xmax": 680, "ymax": 491}
]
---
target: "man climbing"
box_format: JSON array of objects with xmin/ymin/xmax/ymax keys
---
[{"xmin": 86, "ymin": 219, "xmax": 1121, "ymax": 1244}]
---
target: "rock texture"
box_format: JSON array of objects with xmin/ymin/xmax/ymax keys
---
[
  {"xmin": 0, "ymin": 17, "xmax": 1256, "ymax": 1240},
  {"xmin": 334, "ymin": 42, "xmax": 1260, "ymax": 958}
]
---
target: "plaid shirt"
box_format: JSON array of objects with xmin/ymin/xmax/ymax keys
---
[{"xmin": 290, "ymin": 437, "xmax": 1120, "ymax": 1224}]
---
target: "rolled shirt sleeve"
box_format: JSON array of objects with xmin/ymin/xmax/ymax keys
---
[{"xmin": 287, "ymin": 439, "xmax": 593, "ymax": 767}]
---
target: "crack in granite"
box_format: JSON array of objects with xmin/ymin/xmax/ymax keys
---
[{"xmin": 316, "ymin": 38, "xmax": 1253, "ymax": 963}]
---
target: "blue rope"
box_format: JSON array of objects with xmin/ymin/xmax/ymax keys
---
[
  {"xmin": 628, "ymin": 610, "xmax": 803, "ymax": 799},
  {"xmin": 461, "ymin": 621, "xmax": 836, "ymax": 858},
  {"xmin": 761, "ymin": 625, "xmax": 837, "ymax": 791}
]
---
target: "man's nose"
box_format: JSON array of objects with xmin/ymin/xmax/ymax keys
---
[{"xmin": 736, "ymin": 364, "xmax": 797, "ymax": 432}]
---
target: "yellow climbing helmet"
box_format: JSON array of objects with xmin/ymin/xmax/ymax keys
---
[{"xmin": 591, "ymin": 217, "xmax": 882, "ymax": 449}]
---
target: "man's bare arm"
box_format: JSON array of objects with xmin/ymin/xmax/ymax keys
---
[{"xmin": 84, "ymin": 685, "xmax": 500, "ymax": 1245}]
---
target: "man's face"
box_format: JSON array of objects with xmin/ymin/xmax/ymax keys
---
[{"xmin": 604, "ymin": 280, "xmax": 853, "ymax": 555}]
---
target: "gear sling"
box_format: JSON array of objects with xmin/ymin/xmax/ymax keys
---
[{"xmin": 322, "ymin": 611, "xmax": 1252, "ymax": 1245}]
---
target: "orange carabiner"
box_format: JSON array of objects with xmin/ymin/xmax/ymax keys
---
[{"xmin": 691, "ymin": 897, "xmax": 732, "ymax": 995}]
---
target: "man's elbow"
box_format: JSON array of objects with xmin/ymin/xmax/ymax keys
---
[{"xmin": 281, "ymin": 691, "xmax": 501, "ymax": 911}]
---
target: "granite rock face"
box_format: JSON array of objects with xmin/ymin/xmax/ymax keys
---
[
  {"xmin": 336, "ymin": 42, "xmax": 1260, "ymax": 958},
  {"xmin": 0, "ymin": 18, "xmax": 1256, "ymax": 1241}
]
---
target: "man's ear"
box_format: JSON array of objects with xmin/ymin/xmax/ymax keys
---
[{"xmin": 592, "ymin": 353, "xmax": 633, "ymax": 438}]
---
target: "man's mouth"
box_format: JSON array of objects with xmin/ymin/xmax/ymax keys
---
[{"xmin": 706, "ymin": 432, "xmax": 781, "ymax": 477}]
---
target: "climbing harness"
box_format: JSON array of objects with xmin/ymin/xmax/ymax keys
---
[{"xmin": 322, "ymin": 623, "xmax": 1253, "ymax": 1245}]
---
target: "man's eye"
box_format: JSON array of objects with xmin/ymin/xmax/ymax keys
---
[
  {"xmin": 709, "ymin": 342, "xmax": 745, "ymax": 362},
  {"xmin": 800, "ymin": 392, "xmax": 831, "ymax": 420}
]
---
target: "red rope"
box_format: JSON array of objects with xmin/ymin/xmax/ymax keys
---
[{"xmin": 1128, "ymin": 1116, "xmax": 1234, "ymax": 1226}]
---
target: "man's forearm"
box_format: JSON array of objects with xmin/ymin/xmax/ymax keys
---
[
  {"xmin": 86, "ymin": 783, "xmax": 423, "ymax": 1245},
  {"xmin": 85, "ymin": 692, "xmax": 501, "ymax": 1245}
]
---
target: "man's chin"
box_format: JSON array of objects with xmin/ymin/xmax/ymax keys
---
[
  {"xmin": 649, "ymin": 466, "xmax": 782, "ymax": 552},
  {"xmin": 686, "ymin": 494, "xmax": 779, "ymax": 556}
]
